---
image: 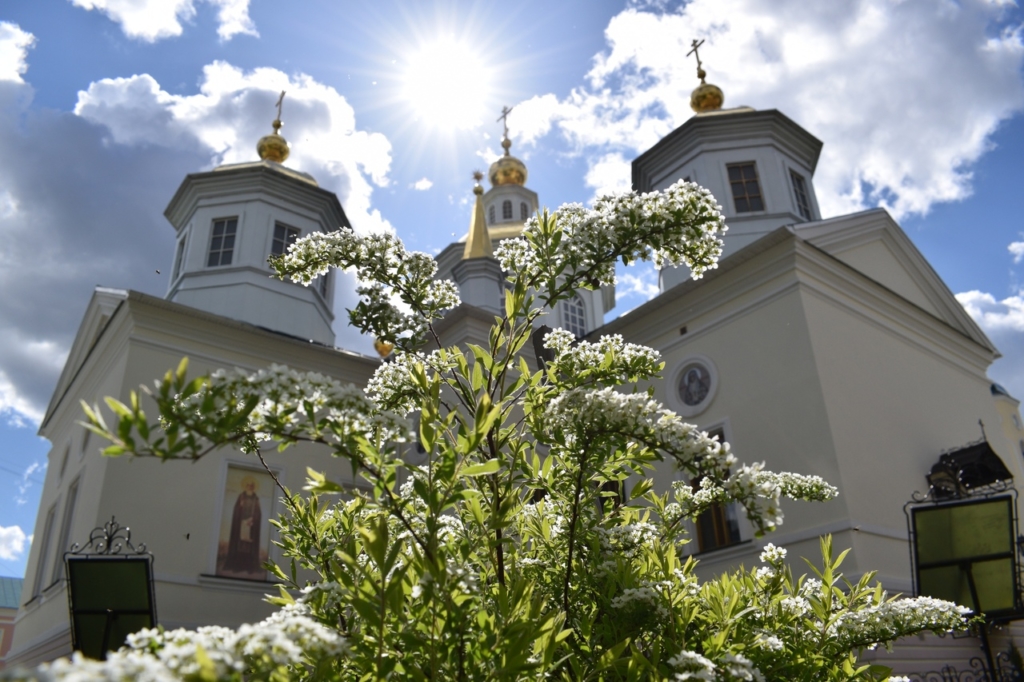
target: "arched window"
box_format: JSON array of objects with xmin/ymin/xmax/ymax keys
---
[
  {"xmin": 562, "ymin": 294, "xmax": 587, "ymax": 338},
  {"xmin": 520, "ymin": 202, "xmax": 528, "ymax": 220},
  {"xmin": 488, "ymin": 205, "xmax": 496, "ymax": 224},
  {"xmin": 502, "ymin": 200, "xmax": 512, "ymax": 220}
]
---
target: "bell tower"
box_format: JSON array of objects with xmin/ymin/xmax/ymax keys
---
[
  {"xmin": 633, "ymin": 42, "xmax": 824, "ymax": 291},
  {"xmin": 163, "ymin": 93, "xmax": 349, "ymax": 345}
]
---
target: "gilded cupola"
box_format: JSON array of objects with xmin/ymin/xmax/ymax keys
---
[{"xmin": 489, "ymin": 105, "xmax": 528, "ymax": 186}]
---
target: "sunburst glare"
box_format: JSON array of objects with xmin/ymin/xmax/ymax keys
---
[{"xmin": 402, "ymin": 38, "xmax": 491, "ymax": 130}]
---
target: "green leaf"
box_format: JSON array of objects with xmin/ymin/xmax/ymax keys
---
[{"xmin": 460, "ymin": 459, "xmax": 500, "ymax": 477}]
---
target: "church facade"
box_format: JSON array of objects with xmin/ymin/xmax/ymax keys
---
[{"xmin": 7, "ymin": 75, "xmax": 1024, "ymax": 674}]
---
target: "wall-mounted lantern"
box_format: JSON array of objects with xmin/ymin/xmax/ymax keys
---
[
  {"xmin": 907, "ymin": 438, "xmax": 1020, "ymax": 680},
  {"xmin": 64, "ymin": 517, "xmax": 156, "ymax": 660}
]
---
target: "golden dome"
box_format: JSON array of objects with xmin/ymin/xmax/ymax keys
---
[
  {"xmin": 373, "ymin": 339, "xmax": 394, "ymax": 358},
  {"xmin": 257, "ymin": 118, "xmax": 290, "ymax": 163},
  {"xmin": 686, "ymin": 39, "xmax": 723, "ymax": 114},
  {"xmin": 489, "ymin": 136, "xmax": 527, "ymax": 186},
  {"xmin": 690, "ymin": 77, "xmax": 724, "ymax": 113}
]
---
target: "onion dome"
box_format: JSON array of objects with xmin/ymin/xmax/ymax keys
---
[
  {"xmin": 690, "ymin": 70, "xmax": 724, "ymax": 114},
  {"xmin": 373, "ymin": 339, "xmax": 394, "ymax": 358},
  {"xmin": 686, "ymin": 39, "xmax": 724, "ymax": 114},
  {"xmin": 257, "ymin": 91, "xmax": 290, "ymax": 163},
  {"xmin": 489, "ymin": 136, "xmax": 527, "ymax": 187}
]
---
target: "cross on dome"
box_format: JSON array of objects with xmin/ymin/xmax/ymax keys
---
[
  {"xmin": 686, "ymin": 38, "xmax": 724, "ymax": 113},
  {"xmin": 257, "ymin": 90, "xmax": 291, "ymax": 163}
]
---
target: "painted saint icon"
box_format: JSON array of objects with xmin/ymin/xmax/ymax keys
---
[{"xmin": 216, "ymin": 467, "xmax": 274, "ymax": 580}]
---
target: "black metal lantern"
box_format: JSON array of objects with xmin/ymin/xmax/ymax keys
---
[
  {"xmin": 64, "ymin": 517, "xmax": 156, "ymax": 660},
  {"xmin": 911, "ymin": 495, "xmax": 1019, "ymax": 617}
]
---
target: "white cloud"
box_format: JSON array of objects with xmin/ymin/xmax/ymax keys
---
[
  {"xmin": 584, "ymin": 153, "xmax": 632, "ymax": 202},
  {"xmin": 957, "ymin": 290, "xmax": 1024, "ymax": 332},
  {"xmin": 208, "ymin": 0, "xmax": 258, "ymax": 41},
  {"xmin": 0, "ymin": 22, "xmax": 35, "ymax": 84},
  {"xmin": 517, "ymin": 0, "xmax": 1024, "ymax": 220},
  {"xmin": 1010, "ymin": 240, "xmax": 1024, "ymax": 264},
  {"xmin": 74, "ymin": 61, "xmax": 393, "ymax": 234},
  {"xmin": 412, "ymin": 177, "xmax": 433, "ymax": 191},
  {"xmin": 16, "ymin": 461, "xmax": 43, "ymax": 506},
  {"xmin": 69, "ymin": 0, "xmax": 257, "ymax": 42},
  {"xmin": 618, "ymin": 269, "xmax": 660, "ymax": 300},
  {"xmin": 0, "ymin": 525, "xmax": 27, "ymax": 561},
  {"xmin": 957, "ymin": 289, "xmax": 1024, "ymax": 401},
  {"xmin": 0, "ymin": 60, "xmax": 390, "ymax": 423}
]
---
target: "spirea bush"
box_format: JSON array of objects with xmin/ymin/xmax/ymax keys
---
[{"xmin": 13, "ymin": 180, "xmax": 970, "ymax": 680}]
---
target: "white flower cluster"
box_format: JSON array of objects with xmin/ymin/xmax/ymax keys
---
[
  {"xmin": 544, "ymin": 329, "xmax": 663, "ymax": 385},
  {"xmin": 596, "ymin": 522, "xmax": 659, "ymax": 558},
  {"xmin": 542, "ymin": 387, "xmax": 734, "ymax": 475},
  {"xmin": 724, "ymin": 464, "xmax": 837, "ymax": 533},
  {"xmin": 16, "ymin": 603, "xmax": 344, "ymax": 681},
  {"xmin": 365, "ymin": 350, "xmax": 454, "ymax": 415},
  {"xmin": 829, "ymin": 595, "xmax": 971, "ymax": 647},
  {"xmin": 720, "ymin": 653, "xmax": 762, "ymax": 682},
  {"xmin": 668, "ymin": 650, "xmax": 717, "ymax": 682},
  {"xmin": 758, "ymin": 543, "xmax": 787, "ymax": 565},
  {"xmin": 273, "ymin": 230, "xmax": 459, "ymax": 346},
  {"xmin": 780, "ymin": 596, "xmax": 812, "ymax": 618},
  {"xmin": 610, "ymin": 585, "xmax": 670, "ymax": 621},
  {"xmin": 753, "ymin": 634, "xmax": 784, "ymax": 652},
  {"xmin": 497, "ymin": 181, "xmax": 726, "ymax": 292},
  {"xmin": 667, "ymin": 478, "xmax": 728, "ymax": 524},
  {"xmin": 195, "ymin": 364, "xmax": 411, "ymax": 446}
]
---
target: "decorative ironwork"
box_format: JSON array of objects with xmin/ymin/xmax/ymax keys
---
[
  {"xmin": 68, "ymin": 516, "xmax": 148, "ymax": 557},
  {"xmin": 64, "ymin": 517, "xmax": 156, "ymax": 660},
  {"xmin": 918, "ymin": 437, "xmax": 1013, "ymax": 501},
  {"xmin": 907, "ymin": 650, "xmax": 1023, "ymax": 681},
  {"xmin": 910, "ymin": 477, "xmax": 1015, "ymax": 504}
]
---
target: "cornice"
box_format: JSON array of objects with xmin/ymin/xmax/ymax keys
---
[
  {"xmin": 632, "ymin": 109, "xmax": 823, "ymax": 192},
  {"xmin": 164, "ymin": 164, "xmax": 348, "ymax": 232}
]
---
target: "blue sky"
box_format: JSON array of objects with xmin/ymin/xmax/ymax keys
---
[{"xmin": 1, "ymin": 0, "xmax": 1024, "ymax": 578}]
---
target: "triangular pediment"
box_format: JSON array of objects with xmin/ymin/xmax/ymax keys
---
[
  {"xmin": 41, "ymin": 288, "xmax": 127, "ymax": 430},
  {"xmin": 794, "ymin": 209, "xmax": 995, "ymax": 353}
]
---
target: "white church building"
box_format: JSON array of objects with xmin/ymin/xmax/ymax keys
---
[{"xmin": 7, "ymin": 69, "xmax": 1024, "ymax": 675}]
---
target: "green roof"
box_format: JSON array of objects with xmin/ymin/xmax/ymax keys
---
[{"xmin": 0, "ymin": 577, "xmax": 23, "ymax": 609}]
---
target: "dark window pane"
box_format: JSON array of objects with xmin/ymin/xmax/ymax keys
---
[
  {"xmin": 208, "ymin": 217, "xmax": 238, "ymax": 267},
  {"xmin": 502, "ymin": 200, "xmax": 512, "ymax": 220},
  {"xmin": 728, "ymin": 163, "xmax": 762, "ymax": 213}
]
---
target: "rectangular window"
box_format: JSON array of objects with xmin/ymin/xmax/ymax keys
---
[
  {"xmin": 271, "ymin": 223, "xmax": 300, "ymax": 257},
  {"xmin": 32, "ymin": 504, "xmax": 57, "ymax": 598},
  {"xmin": 791, "ymin": 170, "xmax": 812, "ymax": 220},
  {"xmin": 727, "ymin": 163, "xmax": 764, "ymax": 213},
  {"xmin": 693, "ymin": 428, "xmax": 742, "ymax": 553},
  {"xmin": 207, "ymin": 218, "xmax": 238, "ymax": 267},
  {"xmin": 52, "ymin": 478, "xmax": 80, "ymax": 583},
  {"xmin": 172, "ymin": 235, "xmax": 187, "ymax": 280},
  {"xmin": 318, "ymin": 271, "xmax": 330, "ymax": 298}
]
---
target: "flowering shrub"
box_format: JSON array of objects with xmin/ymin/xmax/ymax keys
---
[{"xmin": 13, "ymin": 180, "xmax": 969, "ymax": 680}]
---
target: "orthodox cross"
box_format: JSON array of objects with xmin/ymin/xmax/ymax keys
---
[
  {"xmin": 497, "ymin": 105, "xmax": 513, "ymax": 137},
  {"xmin": 686, "ymin": 39, "xmax": 705, "ymax": 71},
  {"xmin": 275, "ymin": 91, "xmax": 286, "ymax": 121}
]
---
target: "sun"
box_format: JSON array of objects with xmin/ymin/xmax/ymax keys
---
[{"xmin": 401, "ymin": 38, "xmax": 491, "ymax": 130}]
